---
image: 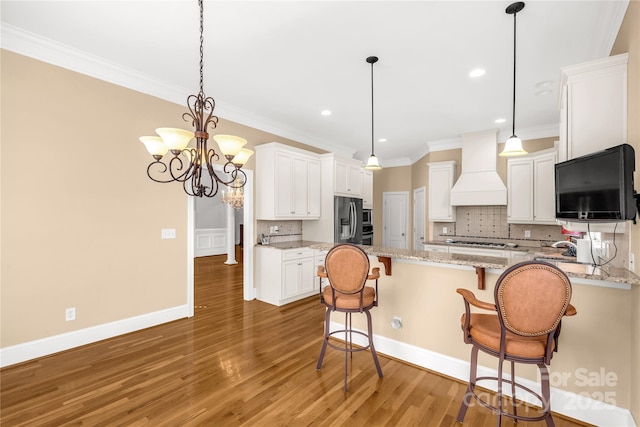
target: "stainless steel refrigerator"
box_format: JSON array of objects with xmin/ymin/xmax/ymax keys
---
[{"xmin": 334, "ymin": 196, "xmax": 363, "ymax": 244}]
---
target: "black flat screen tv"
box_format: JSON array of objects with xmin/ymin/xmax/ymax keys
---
[{"xmin": 555, "ymin": 144, "xmax": 636, "ymax": 222}]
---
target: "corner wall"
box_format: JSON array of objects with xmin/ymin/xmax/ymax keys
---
[{"xmin": 611, "ymin": 0, "xmax": 640, "ymax": 422}]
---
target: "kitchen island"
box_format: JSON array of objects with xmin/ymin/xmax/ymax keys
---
[{"xmin": 301, "ymin": 241, "xmax": 638, "ymax": 426}]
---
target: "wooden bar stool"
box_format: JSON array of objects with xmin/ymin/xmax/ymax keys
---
[{"xmin": 316, "ymin": 243, "xmax": 382, "ymax": 391}]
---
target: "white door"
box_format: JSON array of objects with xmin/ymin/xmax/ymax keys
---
[
  {"xmin": 383, "ymin": 192, "xmax": 409, "ymax": 249},
  {"xmin": 413, "ymin": 187, "xmax": 425, "ymax": 250}
]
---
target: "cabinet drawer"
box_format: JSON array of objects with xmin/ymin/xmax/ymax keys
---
[
  {"xmin": 314, "ymin": 248, "xmax": 330, "ymax": 257},
  {"xmin": 423, "ymin": 244, "xmax": 449, "ymax": 253},
  {"xmin": 448, "ymin": 246, "xmax": 507, "ymax": 258},
  {"xmin": 282, "ymin": 248, "xmax": 314, "ymax": 261}
]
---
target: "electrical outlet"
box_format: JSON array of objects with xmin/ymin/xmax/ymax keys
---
[
  {"xmin": 274, "ymin": 226, "xmax": 279, "ymax": 233},
  {"xmin": 391, "ymin": 316, "xmax": 403, "ymax": 330},
  {"xmin": 442, "ymin": 227, "xmax": 448, "ymax": 234},
  {"xmin": 630, "ymin": 252, "xmax": 635, "ymax": 273},
  {"xmin": 524, "ymin": 230, "xmax": 531, "ymax": 238},
  {"xmin": 65, "ymin": 307, "xmax": 76, "ymax": 321}
]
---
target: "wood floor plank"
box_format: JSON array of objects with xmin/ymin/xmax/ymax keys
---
[{"xmin": 1, "ymin": 250, "xmax": 593, "ymax": 426}]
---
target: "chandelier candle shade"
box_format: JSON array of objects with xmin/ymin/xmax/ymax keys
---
[
  {"xmin": 364, "ymin": 56, "xmax": 382, "ymax": 170},
  {"xmin": 499, "ymin": 1, "xmax": 528, "ymax": 157},
  {"xmin": 139, "ymin": 0, "xmax": 253, "ymax": 197}
]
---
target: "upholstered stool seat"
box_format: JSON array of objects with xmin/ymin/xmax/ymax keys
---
[
  {"xmin": 316, "ymin": 243, "xmax": 382, "ymax": 392},
  {"xmin": 461, "ymin": 313, "xmax": 554, "ymax": 358}
]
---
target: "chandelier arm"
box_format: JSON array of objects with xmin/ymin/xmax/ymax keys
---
[
  {"xmin": 167, "ymin": 155, "xmax": 195, "ymax": 182},
  {"xmin": 146, "ymin": 161, "xmax": 175, "ymax": 183}
]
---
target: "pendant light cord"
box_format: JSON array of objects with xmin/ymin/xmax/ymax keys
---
[
  {"xmin": 370, "ymin": 60, "xmax": 375, "ymax": 155},
  {"xmin": 199, "ymin": 0, "xmax": 204, "ymax": 97},
  {"xmin": 511, "ymin": 8, "xmax": 517, "ymax": 137}
]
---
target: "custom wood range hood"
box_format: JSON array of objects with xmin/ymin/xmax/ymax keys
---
[{"xmin": 450, "ymin": 129, "xmax": 507, "ymax": 206}]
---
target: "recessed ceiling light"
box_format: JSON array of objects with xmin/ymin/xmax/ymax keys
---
[
  {"xmin": 535, "ymin": 90, "xmax": 552, "ymax": 96},
  {"xmin": 378, "ymin": 138, "xmax": 387, "ymax": 143},
  {"xmin": 494, "ymin": 118, "xmax": 507, "ymax": 124},
  {"xmin": 321, "ymin": 110, "xmax": 331, "ymax": 116},
  {"xmin": 469, "ymin": 68, "xmax": 486, "ymax": 78}
]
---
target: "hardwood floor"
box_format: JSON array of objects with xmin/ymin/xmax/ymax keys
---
[{"xmin": 1, "ymin": 249, "xmax": 591, "ymax": 426}]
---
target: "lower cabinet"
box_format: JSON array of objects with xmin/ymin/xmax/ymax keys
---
[{"xmin": 256, "ymin": 246, "xmax": 321, "ymax": 306}]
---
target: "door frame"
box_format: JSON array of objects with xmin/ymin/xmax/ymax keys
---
[
  {"xmin": 413, "ymin": 186, "xmax": 426, "ymax": 250},
  {"xmin": 187, "ymin": 168, "xmax": 255, "ymax": 317}
]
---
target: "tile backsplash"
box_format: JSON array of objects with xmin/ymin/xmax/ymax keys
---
[
  {"xmin": 434, "ymin": 206, "xmax": 565, "ymax": 246},
  {"xmin": 256, "ymin": 220, "xmax": 302, "ymax": 244}
]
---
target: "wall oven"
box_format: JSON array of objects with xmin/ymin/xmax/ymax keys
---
[{"xmin": 362, "ymin": 224, "xmax": 373, "ymax": 246}]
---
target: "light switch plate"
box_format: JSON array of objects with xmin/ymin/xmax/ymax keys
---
[{"xmin": 161, "ymin": 228, "xmax": 176, "ymax": 239}]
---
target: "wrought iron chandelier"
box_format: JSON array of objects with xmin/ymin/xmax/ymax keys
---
[
  {"xmin": 499, "ymin": 1, "xmax": 528, "ymax": 157},
  {"xmin": 139, "ymin": 0, "xmax": 252, "ymax": 197},
  {"xmin": 221, "ymin": 178, "xmax": 245, "ymax": 210}
]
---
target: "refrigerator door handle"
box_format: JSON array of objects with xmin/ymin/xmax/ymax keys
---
[
  {"xmin": 349, "ymin": 202, "xmax": 355, "ymax": 239},
  {"xmin": 352, "ymin": 202, "xmax": 358, "ymax": 239}
]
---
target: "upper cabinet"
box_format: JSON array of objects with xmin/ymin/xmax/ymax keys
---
[
  {"xmin": 559, "ymin": 53, "xmax": 628, "ymax": 161},
  {"xmin": 361, "ymin": 170, "xmax": 373, "ymax": 209},
  {"xmin": 428, "ymin": 161, "xmax": 457, "ymax": 222},
  {"xmin": 256, "ymin": 143, "xmax": 321, "ymax": 220},
  {"xmin": 507, "ymin": 149, "xmax": 557, "ymax": 225},
  {"xmin": 334, "ymin": 159, "xmax": 363, "ymax": 197}
]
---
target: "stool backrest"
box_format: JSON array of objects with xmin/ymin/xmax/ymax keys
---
[
  {"xmin": 324, "ymin": 244, "xmax": 370, "ymax": 294},
  {"xmin": 495, "ymin": 261, "xmax": 572, "ymax": 337}
]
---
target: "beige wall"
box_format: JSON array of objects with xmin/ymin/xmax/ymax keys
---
[
  {"xmin": 0, "ymin": 51, "xmax": 315, "ymax": 348},
  {"xmin": 372, "ymin": 166, "xmax": 411, "ymax": 246},
  {"xmin": 345, "ymin": 258, "xmax": 634, "ymax": 412},
  {"xmin": 612, "ymin": 0, "xmax": 640, "ymax": 421}
]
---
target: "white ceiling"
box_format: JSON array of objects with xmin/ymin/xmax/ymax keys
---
[{"xmin": 1, "ymin": 1, "xmax": 629, "ymax": 166}]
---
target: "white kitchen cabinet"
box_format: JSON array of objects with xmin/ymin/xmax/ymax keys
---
[
  {"xmin": 533, "ymin": 153, "xmax": 557, "ymax": 224},
  {"xmin": 256, "ymin": 143, "xmax": 321, "ymax": 220},
  {"xmin": 313, "ymin": 248, "xmax": 329, "ymax": 292},
  {"xmin": 507, "ymin": 158, "xmax": 534, "ymax": 223},
  {"xmin": 256, "ymin": 246, "xmax": 317, "ymax": 306},
  {"xmin": 423, "ymin": 244, "xmax": 449, "ymax": 253},
  {"xmin": 335, "ymin": 159, "xmax": 363, "ymax": 197},
  {"xmin": 507, "ymin": 150, "xmax": 557, "ymax": 225},
  {"xmin": 428, "ymin": 161, "xmax": 457, "ymax": 222},
  {"xmin": 448, "ymin": 246, "xmax": 508, "ymax": 258},
  {"xmin": 361, "ymin": 170, "xmax": 373, "ymax": 209},
  {"xmin": 307, "ymin": 159, "xmax": 321, "ymax": 217},
  {"xmin": 559, "ymin": 53, "xmax": 628, "ymax": 162}
]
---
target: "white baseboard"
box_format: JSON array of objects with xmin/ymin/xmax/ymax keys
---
[
  {"xmin": 0, "ymin": 305, "xmax": 189, "ymax": 368},
  {"xmin": 329, "ymin": 321, "xmax": 636, "ymax": 427}
]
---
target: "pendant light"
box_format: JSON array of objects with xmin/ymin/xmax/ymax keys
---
[
  {"xmin": 364, "ymin": 56, "xmax": 382, "ymax": 170},
  {"xmin": 499, "ymin": 2, "xmax": 528, "ymax": 157}
]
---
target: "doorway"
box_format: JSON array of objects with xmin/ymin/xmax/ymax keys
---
[
  {"xmin": 187, "ymin": 169, "xmax": 254, "ymax": 317},
  {"xmin": 382, "ymin": 191, "xmax": 409, "ymax": 249}
]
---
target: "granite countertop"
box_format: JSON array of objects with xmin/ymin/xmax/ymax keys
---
[
  {"xmin": 305, "ymin": 242, "xmax": 640, "ymax": 286},
  {"xmin": 256, "ymin": 240, "xmax": 327, "ymax": 250}
]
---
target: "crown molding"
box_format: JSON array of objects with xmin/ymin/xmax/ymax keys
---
[
  {"xmin": 594, "ymin": 0, "xmax": 629, "ymax": 57},
  {"xmin": 1, "ymin": 24, "xmax": 351, "ymax": 157}
]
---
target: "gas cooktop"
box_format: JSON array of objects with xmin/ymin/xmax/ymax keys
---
[{"xmin": 445, "ymin": 240, "xmax": 517, "ymax": 249}]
